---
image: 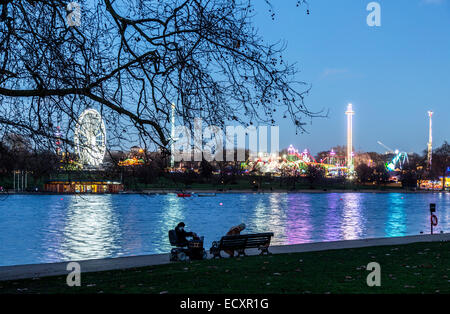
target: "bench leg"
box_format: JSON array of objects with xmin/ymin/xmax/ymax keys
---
[
  {"xmin": 259, "ymin": 247, "xmax": 271, "ymax": 255},
  {"xmin": 212, "ymin": 251, "xmax": 222, "ymax": 259},
  {"xmin": 236, "ymin": 249, "xmax": 246, "ymax": 257}
]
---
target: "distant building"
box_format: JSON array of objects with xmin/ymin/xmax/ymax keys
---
[{"xmin": 44, "ymin": 180, "xmax": 123, "ymax": 194}]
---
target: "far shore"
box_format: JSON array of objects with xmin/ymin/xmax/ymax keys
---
[
  {"xmin": 1, "ymin": 188, "xmax": 447, "ymax": 195},
  {"xmin": 140, "ymin": 188, "xmax": 446, "ymax": 194}
]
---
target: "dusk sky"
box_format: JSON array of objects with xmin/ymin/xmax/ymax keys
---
[{"xmin": 252, "ymin": 0, "xmax": 450, "ymax": 155}]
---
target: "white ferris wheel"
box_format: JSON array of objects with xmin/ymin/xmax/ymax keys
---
[{"xmin": 74, "ymin": 109, "xmax": 107, "ymax": 166}]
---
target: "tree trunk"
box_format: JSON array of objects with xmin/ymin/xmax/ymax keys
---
[{"xmin": 442, "ymin": 169, "xmax": 446, "ymax": 191}]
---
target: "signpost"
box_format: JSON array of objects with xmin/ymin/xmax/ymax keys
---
[{"xmin": 430, "ymin": 203, "xmax": 438, "ymax": 234}]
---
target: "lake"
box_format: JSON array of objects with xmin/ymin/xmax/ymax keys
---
[{"xmin": 0, "ymin": 192, "xmax": 449, "ymax": 266}]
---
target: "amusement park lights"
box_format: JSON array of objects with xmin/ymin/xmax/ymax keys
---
[
  {"xmin": 345, "ymin": 103, "xmax": 355, "ymax": 175},
  {"xmin": 170, "ymin": 103, "xmax": 176, "ymax": 168},
  {"xmin": 427, "ymin": 110, "xmax": 433, "ymax": 170},
  {"xmin": 74, "ymin": 109, "xmax": 107, "ymax": 167}
]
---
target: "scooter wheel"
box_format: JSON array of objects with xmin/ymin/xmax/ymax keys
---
[
  {"xmin": 170, "ymin": 252, "xmax": 177, "ymax": 261},
  {"xmin": 178, "ymin": 252, "xmax": 187, "ymax": 261}
]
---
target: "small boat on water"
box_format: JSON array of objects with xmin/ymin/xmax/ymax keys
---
[{"xmin": 177, "ymin": 193, "xmax": 192, "ymax": 198}]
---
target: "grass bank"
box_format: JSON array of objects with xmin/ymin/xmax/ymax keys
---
[{"xmin": 1, "ymin": 242, "xmax": 448, "ymax": 294}]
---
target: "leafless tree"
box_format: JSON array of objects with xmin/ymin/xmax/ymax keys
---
[{"xmin": 1, "ymin": 0, "xmax": 316, "ymax": 160}]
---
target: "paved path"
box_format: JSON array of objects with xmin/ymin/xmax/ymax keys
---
[{"xmin": 1, "ymin": 233, "xmax": 448, "ymax": 281}]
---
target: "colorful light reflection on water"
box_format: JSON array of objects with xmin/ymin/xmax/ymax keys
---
[{"xmin": 0, "ymin": 192, "xmax": 449, "ymax": 266}]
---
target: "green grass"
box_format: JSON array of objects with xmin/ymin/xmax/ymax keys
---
[{"xmin": 1, "ymin": 242, "xmax": 448, "ymax": 294}]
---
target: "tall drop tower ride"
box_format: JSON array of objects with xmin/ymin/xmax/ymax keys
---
[
  {"xmin": 170, "ymin": 103, "xmax": 176, "ymax": 168},
  {"xmin": 427, "ymin": 110, "xmax": 433, "ymax": 170},
  {"xmin": 345, "ymin": 103, "xmax": 355, "ymax": 174}
]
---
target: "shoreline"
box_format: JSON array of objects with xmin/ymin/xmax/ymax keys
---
[
  {"xmin": 141, "ymin": 188, "xmax": 447, "ymax": 194},
  {"xmin": 1, "ymin": 233, "xmax": 448, "ymax": 281},
  {"xmin": 1, "ymin": 188, "xmax": 447, "ymax": 195}
]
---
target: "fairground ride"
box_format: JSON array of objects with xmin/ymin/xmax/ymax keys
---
[
  {"xmin": 118, "ymin": 157, "xmax": 146, "ymax": 167},
  {"xmin": 377, "ymin": 141, "xmax": 409, "ymax": 171},
  {"xmin": 386, "ymin": 151, "xmax": 409, "ymax": 171},
  {"xmin": 74, "ymin": 109, "xmax": 107, "ymax": 167}
]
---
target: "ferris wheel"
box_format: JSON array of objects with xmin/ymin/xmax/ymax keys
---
[{"xmin": 74, "ymin": 109, "xmax": 107, "ymax": 166}]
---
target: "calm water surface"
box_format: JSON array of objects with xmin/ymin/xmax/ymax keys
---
[{"xmin": 0, "ymin": 192, "xmax": 449, "ymax": 266}]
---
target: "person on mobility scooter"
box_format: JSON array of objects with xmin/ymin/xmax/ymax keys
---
[{"xmin": 169, "ymin": 222, "xmax": 207, "ymax": 261}]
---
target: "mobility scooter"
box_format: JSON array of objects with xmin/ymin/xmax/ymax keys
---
[{"xmin": 168, "ymin": 230, "xmax": 207, "ymax": 262}]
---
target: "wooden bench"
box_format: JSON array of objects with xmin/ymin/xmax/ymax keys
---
[{"xmin": 209, "ymin": 233, "xmax": 274, "ymax": 258}]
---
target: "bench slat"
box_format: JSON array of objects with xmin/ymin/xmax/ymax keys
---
[{"xmin": 214, "ymin": 233, "xmax": 274, "ymax": 255}]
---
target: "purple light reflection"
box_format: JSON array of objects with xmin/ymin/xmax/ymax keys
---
[{"xmin": 285, "ymin": 194, "xmax": 313, "ymax": 244}]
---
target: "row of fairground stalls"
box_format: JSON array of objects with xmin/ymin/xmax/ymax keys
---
[
  {"xmin": 242, "ymin": 146, "xmax": 349, "ymax": 177},
  {"xmin": 419, "ymin": 178, "xmax": 450, "ymax": 191},
  {"xmin": 244, "ymin": 158, "xmax": 347, "ymax": 177}
]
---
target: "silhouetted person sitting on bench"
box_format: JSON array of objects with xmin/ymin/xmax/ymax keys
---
[
  {"xmin": 224, "ymin": 223, "xmax": 246, "ymax": 257},
  {"xmin": 175, "ymin": 222, "xmax": 198, "ymax": 247}
]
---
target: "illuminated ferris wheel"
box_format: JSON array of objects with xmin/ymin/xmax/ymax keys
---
[{"xmin": 74, "ymin": 109, "xmax": 107, "ymax": 166}]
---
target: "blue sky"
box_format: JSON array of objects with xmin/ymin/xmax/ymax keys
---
[{"xmin": 252, "ymin": 0, "xmax": 450, "ymax": 155}]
